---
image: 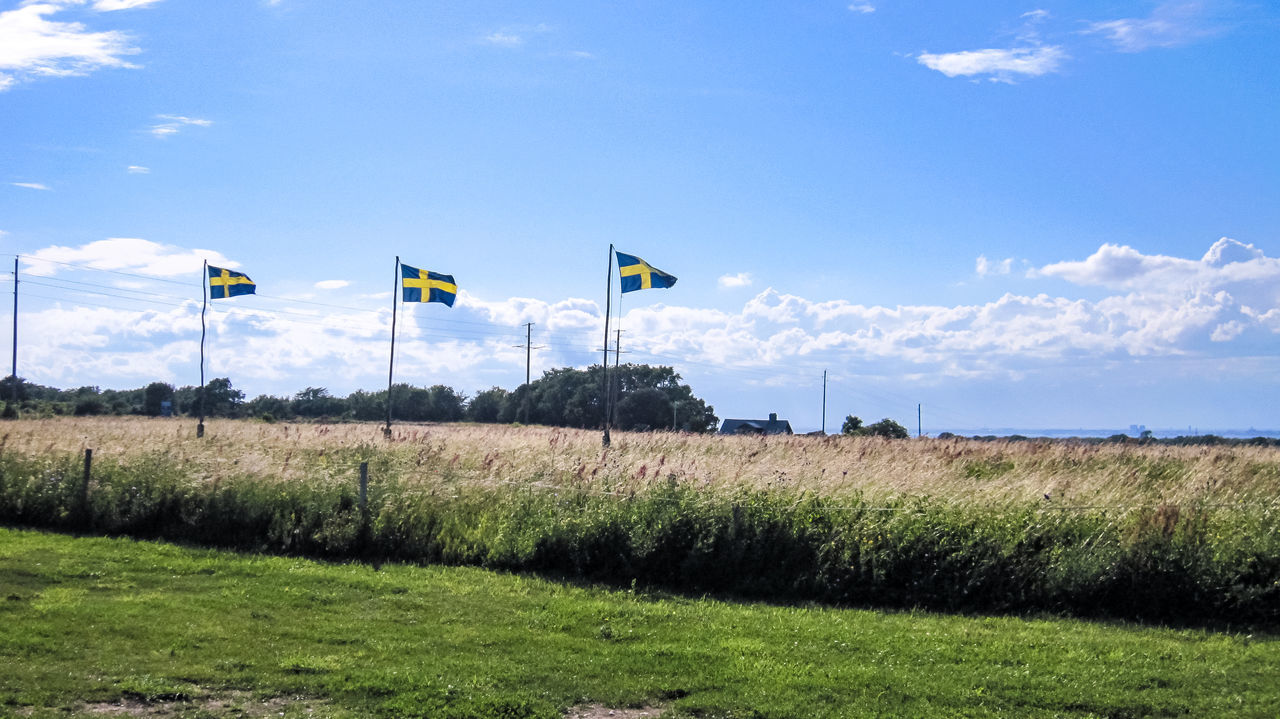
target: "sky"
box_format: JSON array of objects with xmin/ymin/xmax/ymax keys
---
[{"xmin": 2, "ymin": 0, "xmax": 1279, "ymax": 435}]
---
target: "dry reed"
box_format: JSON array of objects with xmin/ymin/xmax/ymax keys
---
[{"xmin": 3, "ymin": 417, "xmax": 1277, "ymax": 508}]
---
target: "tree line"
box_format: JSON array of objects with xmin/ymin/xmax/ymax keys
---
[{"xmin": 0, "ymin": 363, "xmax": 720, "ymax": 433}]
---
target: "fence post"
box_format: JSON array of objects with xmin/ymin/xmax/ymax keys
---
[
  {"xmin": 358, "ymin": 461, "xmax": 370, "ymax": 556},
  {"xmin": 79, "ymin": 448, "xmax": 92, "ymax": 525}
]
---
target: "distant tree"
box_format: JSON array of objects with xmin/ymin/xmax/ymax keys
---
[
  {"xmin": 614, "ymin": 387, "xmax": 670, "ymax": 431},
  {"xmin": 245, "ymin": 394, "xmax": 293, "ymax": 421},
  {"xmin": 346, "ymin": 389, "xmax": 385, "ymax": 422},
  {"xmin": 841, "ymin": 415, "xmax": 864, "ymax": 435},
  {"xmin": 842, "ymin": 415, "xmax": 909, "ymax": 439},
  {"xmin": 142, "ymin": 382, "xmax": 175, "ymax": 417},
  {"xmin": 467, "ymin": 387, "xmax": 508, "ymax": 423},
  {"xmin": 864, "ymin": 418, "xmax": 910, "ymax": 439},
  {"xmin": 292, "ymin": 387, "xmax": 344, "ymax": 418}
]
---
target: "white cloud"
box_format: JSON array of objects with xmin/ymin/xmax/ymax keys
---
[
  {"xmin": 92, "ymin": 0, "xmax": 164, "ymax": 10},
  {"xmin": 315, "ymin": 280, "xmax": 350, "ymax": 290},
  {"xmin": 484, "ymin": 32, "xmax": 522, "ymax": 47},
  {"xmin": 13, "ymin": 238, "xmax": 1280, "ymax": 421},
  {"xmin": 718, "ymin": 272, "xmax": 753, "ymax": 289},
  {"xmin": 22, "ymin": 237, "xmax": 238, "ymax": 277},
  {"xmin": 1085, "ymin": 2, "xmax": 1220, "ymax": 52},
  {"xmin": 975, "ymin": 255, "xmax": 1013, "ymax": 277},
  {"xmin": 126, "ymin": 165, "xmax": 149, "ymax": 174},
  {"xmin": 11, "ymin": 181, "xmax": 51, "ymax": 190},
  {"xmin": 848, "ymin": 3, "xmax": 875, "ymax": 14},
  {"xmin": 917, "ymin": 45, "xmax": 1066, "ymax": 82},
  {"xmin": 149, "ymin": 114, "xmax": 212, "ymax": 138},
  {"xmin": 0, "ymin": 0, "xmax": 148, "ymax": 91}
]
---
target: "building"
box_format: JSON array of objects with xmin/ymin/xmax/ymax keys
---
[{"xmin": 718, "ymin": 413, "xmax": 793, "ymax": 436}]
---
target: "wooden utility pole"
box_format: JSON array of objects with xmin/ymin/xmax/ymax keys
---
[{"xmin": 10, "ymin": 257, "xmax": 16, "ymax": 401}]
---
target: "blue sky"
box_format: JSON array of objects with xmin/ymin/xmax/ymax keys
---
[{"xmin": 2, "ymin": 0, "xmax": 1279, "ymax": 433}]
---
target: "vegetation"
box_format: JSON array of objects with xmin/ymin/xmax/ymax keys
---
[
  {"xmin": 842, "ymin": 415, "xmax": 911, "ymax": 439},
  {"xmin": 0, "ymin": 418, "xmax": 1277, "ymax": 629},
  {"xmin": 4, "ymin": 527, "xmax": 1279, "ymax": 718},
  {"xmin": 0, "ymin": 363, "xmax": 718, "ymax": 433}
]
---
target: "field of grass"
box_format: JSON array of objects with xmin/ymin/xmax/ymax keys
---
[
  {"xmin": 1, "ymin": 417, "xmax": 1278, "ymax": 626},
  {"xmin": 2, "ymin": 527, "xmax": 1278, "ymax": 718}
]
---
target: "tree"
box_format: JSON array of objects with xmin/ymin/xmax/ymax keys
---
[
  {"xmin": 865, "ymin": 418, "xmax": 910, "ymax": 439},
  {"xmin": 467, "ymin": 387, "xmax": 508, "ymax": 423},
  {"xmin": 843, "ymin": 414, "xmax": 909, "ymax": 439},
  {"xmin": 841, "ymin": 415, "xmax": 864, "ymax": 435},
  {"xmin": 614, "ymin": 387, "xmax": 670, "ymax": 431},
  {"xmin": 292, "ymin": 387, "xmax": 344, "ymax": 418},
  {"xmin": 142, "ymin": 382, "xmax": 175, "ymax": 417}
]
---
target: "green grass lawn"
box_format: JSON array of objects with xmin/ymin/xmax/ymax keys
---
[{"xmin": 1, "ymin": 527, "xmax": 1276, "ymax": 719}]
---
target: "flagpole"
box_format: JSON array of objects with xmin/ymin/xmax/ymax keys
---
[
  {"xmin": 385, "ymin": 256, "xmax": 400, "ymax": 438},
  {"xmin": 601, "ymin": 244, "xmax": 614, "ymax": 446},
  {"xmin": 198, "ymin": 260, "xmax": 207, "ymax": 438}
]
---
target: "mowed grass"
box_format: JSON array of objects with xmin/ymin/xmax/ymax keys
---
[{"xmin": 2, "ymin": 528, "xmax": 1278, "ymax": 719}]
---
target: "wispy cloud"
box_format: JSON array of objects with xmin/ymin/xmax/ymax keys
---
[
  {"xmin": 848, "ymin": 3, "xmax": 875, "ymax": 14},
  {"xmin": 126, "ymin": 165, "xmax": 150, "ymax": 174},
  {"xmin": 149, "ymin": 114, "xmax": 212, "ymax": 138},
  {"xmin": 315, "ymin": 280, "xmax": 350, "ymax": 290},
  {"xmin": 22, "ymin": 238, "xmax": 237, "ymax": 278},
  {"xmin": 975, "ymin": 255, "xmax": 1013, "ymax": 277},
  {"xmin": 917, "ymin": 45, "xmax": 1066, "ymax": 82},
  {"xmin": 11, "ymin": 182, "xmax": 51, "ymax": 191},
  {"xmin": 484, "ymin": 32, "xmax": 522, "ymax": 47},
  {"xmin": 481, "ymin": 23, "xmax": 552, "ymax": 48},
  {"xmin": 0, "ymin": 0, "xmax": 154, "ymax": 91},
  {"xmin": 718, "ymin": 272, "xmax": 754, "ymax": 289},
  {"xmin": 92, "ymin": 0, "xmax": 165, "ymax": 10},
  {"xmin": 1085, "ymin": 2, "xmax": 1223, "ymax": 52}
]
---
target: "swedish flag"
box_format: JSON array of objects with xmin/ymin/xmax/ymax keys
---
[
  {"xmin": 208, "ymin": 265, "xmax": 256, "ymax": 299},
  {"xmin": 616, "ymin": 251, "xmax": 677, "ymax": 293},
  {"xmin": 401, "ymin": 263, "xmax": 457, "ymax": 306}
]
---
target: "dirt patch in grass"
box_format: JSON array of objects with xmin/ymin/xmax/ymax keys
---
[
  {"xmin": 74, "ymin": 691, "xmax": 331, "ymax": 717},
  {"xmin": 564, "ymin": 704, "xmax": 663, "ymax": 719}
]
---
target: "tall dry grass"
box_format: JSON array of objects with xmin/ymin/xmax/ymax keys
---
[{"xmin": 2, "ymin": 417, "xmax": 1277, "ymax": 508}]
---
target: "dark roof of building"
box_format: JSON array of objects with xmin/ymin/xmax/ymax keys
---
[{"xmin": 719, "ymin": 414, "xmax": 793, "ymax": 435}]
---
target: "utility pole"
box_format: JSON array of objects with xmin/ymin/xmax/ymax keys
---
[
  {"xmin": 917, "ymin": 403, "xmax": 922, "ymax": 438},
  {"xmin": 821, "ymin": 369, "xmax": 827, "ymax": 435},
  {"xmin": 512, "ymin": 322, "xmax": 545, "ymax": 387},
  {"xmin": 10, "ymin": 257, "xmax": 17, "ymax": 402}
]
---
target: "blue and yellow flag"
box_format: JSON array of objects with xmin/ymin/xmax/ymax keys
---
[
  {"xmin": 401, "ymin": 263, "xmax": 457, "ymax": 306},
  {"xmin": 616, "ymin": 251, "xmax": 677, "ymax": 293},
  {"xmin": 208, "ymin": 265, "xmax": 256, "ymax": 299}
]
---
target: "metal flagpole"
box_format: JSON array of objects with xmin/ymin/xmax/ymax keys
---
[
  {"xmin": 385, "ymin": 256, "xmax": 400, "ymax": 438},
  {"xmin": 601, "ymin": 244, "xmax": 614, "ymax": 446},
  {"xmin": 197, "ymin": 260, "xmax": 207, "ymax": 438}
]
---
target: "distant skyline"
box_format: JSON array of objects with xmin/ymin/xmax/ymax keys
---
[{"xmin": 3, "ymin": 1, "xmax": 1279, "ymax": 434}]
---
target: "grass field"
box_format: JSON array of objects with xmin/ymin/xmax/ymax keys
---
[
  {"xmin": 2, "ymin": 527, "xmax": 1278, "ymax": 718},
  {"xmin": 1, "ymin": 417, "xmax": 1278, "ymax": 627}
]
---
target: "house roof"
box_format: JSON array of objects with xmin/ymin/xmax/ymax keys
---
[{"xmin": 719, "ymin": 416, "xmax": 793, "ymax": 435}]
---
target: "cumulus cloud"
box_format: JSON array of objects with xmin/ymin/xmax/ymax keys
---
[
  {"xmin": 314, "ymin": 280, "xmax": 350, "ymax": 290},
  {"xmin": 848, "ymin": 3, "xmax": 875, "ymax": 14},
  {"xmin": 126, "ymin": 165, "xmax": 149, "ymax": 174},
  {"xmin": 22, "ymin": 237, "xmax": 238, "ymax": 277},
  {"xmin": 0, "ymin": 0, "xmax": 152, "ymax": 91},
  {"xmin": 917, "ymin": 45, "xmax": 1066, "ymax": 82},
  {"xmin": 14, "ymin": 238, "xmax": 1280, "ymax": 412},
  {"xmin": 484, "ymin": 32, "xmax": 522, "ymax": 47},
  {"xmin": 1085, "ymin": 2, "xmax": 1222, "ymax": 52},
  {"xmin": 718, "ymin": 272, "xmax": 753, "ymax": 289},
  {"xmin": 149, "ymin": 114, "xmax": 212, "ymax": 138},
  {"xmin": 11, "ymin": 182, "xmax": 51, "ymax": 190}
]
